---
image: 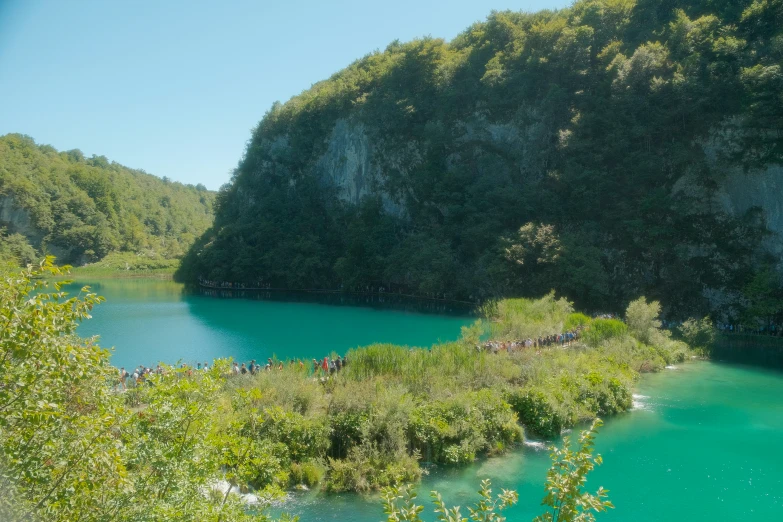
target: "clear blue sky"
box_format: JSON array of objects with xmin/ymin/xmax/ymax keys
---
[{"xmin": 0, "ymin": 0, "xmax": 571, "ymax": 189}]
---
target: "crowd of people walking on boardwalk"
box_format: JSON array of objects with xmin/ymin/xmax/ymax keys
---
[
  {"xmin": 228, "ymin": 356, "xmax": 348, "ymax": 377},
  {"xmin": 199, "ymin": 278, "xmax": 270, "ymax": 290},
  {"xmin": 716, "ymin": 322, "xmax": 783, "ymax": 337},
  {"xmin": 479, "ymin": 312, "xmax": 621, "ymax": 355},
  {"xmin": 115, "ymin": 355, "xmax": 348, "ymax": 390},
  {"xmin": 116, "ymin": 362, "xmax": 216, "ymax": 389},
  {"xmin": 482, "ymin": 328, "xmax": 584, "ymax": 354},
  {"xmin": 116, "ymin": 319, "xmax": 594, "ymax": 390}
]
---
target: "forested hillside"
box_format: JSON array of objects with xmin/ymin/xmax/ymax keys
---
[
  {"xmin": 179, "ymin": 0, "xmax": 783, "ymax": 321},
  {"xmin": 0, "ymin": 134, "xmax": 215, "ymax": 266}
]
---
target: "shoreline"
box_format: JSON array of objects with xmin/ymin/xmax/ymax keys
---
[
  {"xmin": 46, "ymin": 268, "xmax": 176, "ymax": 281},
  {"xmin": 197, "ymin": 280, "xmax": 479, "ymax": 305}
]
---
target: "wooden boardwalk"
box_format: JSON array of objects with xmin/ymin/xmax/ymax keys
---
[
  {"xmin": 713, "ymin": 333, "xmax": 783, "ymax": 368},
  {"xmin": 197, "ymin": 281, "xmax": 477, "ymax": 305}
]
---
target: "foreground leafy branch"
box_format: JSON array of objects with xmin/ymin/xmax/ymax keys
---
[
  {"xmin": 382, "ymin": 420, "xmax": 611, "ymax": 522},
  {"xmin": 0, "ymin": 260, "xmax": 278, "ymax": 522},
  {"xmin": 534, "ymin": 419, "xmax": 613, "ymax": 522}
]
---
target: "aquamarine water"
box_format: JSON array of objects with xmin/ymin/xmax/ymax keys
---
[
  {"xmin": 68, "ymin": 279, "xmax": 783, "ymax": 521},
  {"xmin": 67, "ymin": 278, "xmax": 473, "ymax": 369}
]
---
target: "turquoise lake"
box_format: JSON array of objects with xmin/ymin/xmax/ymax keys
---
[
  {"xmin": 69, "ymin": 278, "xmax": 473, "ymax": 369},
  {"xmin": 69, "ymin": 278, "xmax": 783, "ymax": 521}
]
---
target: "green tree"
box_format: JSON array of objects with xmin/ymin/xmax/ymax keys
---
[
  {"xmin": 678, "ymin": 317, "xmax": 716, "ymax": 353},
  {"xmin": 0, "ymin": 134, "xmax": 215, "ymax": 267},
  {"xmin": 180, "ymin": 0, "xmax": 781, "ymax": 319},
  {"xmin": 625, "ymin": 297, "xmax": 662, "ymax": 344},
  {"xmin": 0, "ymin": 227, "xmax": 38, "ymax": 266},
  {"xmin": 0, "ymin": 261, "xmax": 286, "ymax": 522},
  {"xmin": 0, "ymin": 259, "xmax": 124, "ymax": 521},
  {"xmin": 741, "ymin": 265, "xmax": 783, "ymax": 327}
]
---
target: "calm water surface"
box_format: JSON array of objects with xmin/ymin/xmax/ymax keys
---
[
  {"xmin": 69, "ymin": 279, "xmax": 783, "ymax": 521},
  {"xmin": 69, "ymin": 278, "xmax": 473, "ymax": 369}
]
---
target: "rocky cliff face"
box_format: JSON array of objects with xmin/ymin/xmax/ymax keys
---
[
  {"xmin": 0, "ymin": 195, "xmax": 39, "ymax": 243},
  {"xmin": 301, "ymin": 108, "xmax": 557, "ymax": 220},
  {"xmin": 183, "ymin": 1, "xmax": 783, "ymax": 317},
  {"xmin": 294, "ymin": 112, "xmax": 783, "ymax": 272},
  {"xmin": 702, "ymin": 123, "xmax": 783, "ymax": 271},
  {"xmin": 0, "ymin": 194, "xmax": 77, "ymax": 262},
  {"xmin": 314, "ymin": 119, "xmax": 408, "ymax": 218},
  {"xmin": 718, "ymin": 166, "xmax": 783, "ymax": 267}
]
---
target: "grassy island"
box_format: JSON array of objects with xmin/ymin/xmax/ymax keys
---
[
  {"xmin": 203, "ymin": 294, "xmax": 688, "ymax": 494},
  {"xmin": 1, "ymin": 261, "xmax": 690, "ymax": 522}
]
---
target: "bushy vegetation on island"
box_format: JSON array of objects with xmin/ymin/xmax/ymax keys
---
[
  {"xmin": 1, "ymin": 261, "xmax": 688, "ymax": 521},
  {"xmin": 0, "ymin": 134, "xmax": 215, "ymax": 270},
  {"xmin": 179, "ymin": 0, "xmax": 783, "ymax": 322}
]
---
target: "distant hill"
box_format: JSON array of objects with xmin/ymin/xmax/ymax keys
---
[
  {"xmin": 183, "ymin": 0, "xmax": 779, "ymax": 321},
  {"xmin": 0, "ymin": 134, "xmax": 215, "ymax": 267}
]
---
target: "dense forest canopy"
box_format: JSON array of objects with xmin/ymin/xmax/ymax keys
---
[
  {"xmin": 179, "ymin": 0, "xmax": 783, "ymax": 321},
  {"xmin": 0, "ymin": 134, "xmax": 215, "ymax": 265}
]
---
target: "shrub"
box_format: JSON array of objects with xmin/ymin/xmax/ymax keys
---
[
  {"xmin": 329, "ymin": 410, "xmax": 366, "ymax": 459},
  {"xmin": 488, "ymin": 293, "xmax": 574, "ymax": 340},
  {"xmin": 584, "ymin": 319, "xmax": 628, "ymax": 347},
  {"xmin": 505, "ymin": 387, "xmax": 574, "ymax": 438},
  {"xmin": 565, "ymin": 312, "xmax": 592, "ymax": 331},
  {"xmin": 408, "ymin": 390, "xmax": 522, "ymax": 464},
  {"xmin": 257, "ymin": 407, "xmax": 330, "ymax": 462},
  {"xmin": 289, "ymin": 461, "xmax": 325, "ymax": 488},
  {"xmin": 325, "ymin": 446, "xmax": 422, "ymax": 492},
  {"xmin": 625, "ymin": 297, "xmax": 662, "ymax": 344},
  {"xmin": 575, "ymin": 373, "xmax": 632, "ymax": 416},
  {"xmin": 678, "ymin": 317, "xmax": 716, "ymax": 354},
  {"xmin": 651, "ymin": 337, "xmax": 689, "ymax": 365}
]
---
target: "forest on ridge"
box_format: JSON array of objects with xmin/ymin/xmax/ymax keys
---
[
  {"xmin": 0, "ymin": 134, "xmax": 215, "ymax": 268},
  {"xmin": 179, "ymin": 0, "xmax": 783, "ymax": 322}
]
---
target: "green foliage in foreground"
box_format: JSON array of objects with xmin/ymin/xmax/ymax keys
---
[
  {"xmin": 382, "ymin": 420, "xmax": 612, "ymax": 522},
  {"xmin": 534, "ymin": 420, "xmax": 613, "ymax": 522},
  {"xmin": 0, "ymin": 260, "xmax": 270, "ymax": 522},
  {"xmin": 0, "ymin": 134, "xmax": 214, "ymax": 267},
  {"xmin": 1, "ymin": 262, "xmax": 690, "ymax": 520},
  {"xmin": 382, "ymin": 480, "xmax": 518, "ymax": 522}
]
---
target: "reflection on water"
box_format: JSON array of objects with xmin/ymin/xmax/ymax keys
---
[
  {"xmin": 196, "ymin": 286, "xmax": 475, "ymax": 316},
  {"xmin": 65, "ymin": 278, "xmax": 474, "ymax": 371}
]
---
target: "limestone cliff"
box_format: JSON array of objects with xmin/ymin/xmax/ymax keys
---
[
  {"xmin": 181, "ymin": 0, "xmax": 783, "ymax": 318},
  {"xmin": 718, "ymin": 166, "xmax": 783, "ymax": 265},
  {"xmin": 314, "ymin": 119, "xmax": 407, "ymax": 218},
  {"xmin": 0, "ymin": 195, "xmax": 40, "ymax": 245}
]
